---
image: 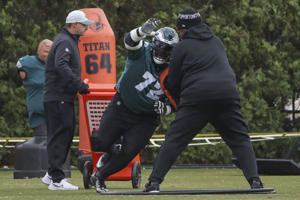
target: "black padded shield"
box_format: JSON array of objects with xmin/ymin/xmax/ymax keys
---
[{"xmin": 99, "ymin": 188, "xmax": 276, "ymax": 195}]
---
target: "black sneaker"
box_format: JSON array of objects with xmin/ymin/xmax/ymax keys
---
[
  {"xmin": 144, "ymin": 181, "xmax": 160, "ymax": 192},
  {"xmin": 95, "ymin": 178, "xmax": 108, "ymax": 193},
  {"xmin": 249, "ymin": 177, "xmax": 264, "ymax": 189}
]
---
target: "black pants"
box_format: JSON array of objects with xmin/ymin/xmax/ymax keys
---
[
  {"xmin": 91, "ymin": 93, "xmax": 159, "ymax": 180},
  {"xmin": 33, "ymin": 123, "xmax": 47, "ymax": 137},
  {"xmin": 44, "ymin": 101, "xmax": 75, "ymax": 183},
  {"xmin": 149, "ymin": 99, "xmax": 259, "ymax": 183}
]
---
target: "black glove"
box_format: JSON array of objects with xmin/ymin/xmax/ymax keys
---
[
  {"xmin": 139, "ymin": 18, "xmax": 161, "ymax": 36},
  {"xmin": 78, "ymin": 82, "xmax": 90, "ymax": 94},
  {"xmin": 154, "ymin": 101, "xmax": 172, "ymax": 115}
]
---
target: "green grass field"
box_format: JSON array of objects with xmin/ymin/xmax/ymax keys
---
[{"xmin": 0, "ymin": 168, "xmax": 299, "ymax": 200}]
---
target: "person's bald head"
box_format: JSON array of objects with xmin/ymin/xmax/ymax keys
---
[{"xmin": 37, "ymin": 39, "xmax": 53, "ymax": 62}]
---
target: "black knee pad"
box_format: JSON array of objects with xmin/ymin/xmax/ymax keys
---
[{"xmin": 90, "ymin": 130, "xmax": 110, "ymax": 152}]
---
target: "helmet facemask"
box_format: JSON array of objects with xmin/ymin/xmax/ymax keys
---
[
  {"xmin": 152, "ymin": 27, "xmax": 179, "ymax": 65},
  {"xmin": 152, "ymin": 40, "xmax": 174, "ymax": 65}
]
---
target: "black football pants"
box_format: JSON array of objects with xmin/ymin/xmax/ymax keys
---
[
  {"xmin": 149, "ymin": 99, "xmax": 259, "ymax": 183},
  {"xmin": 91, "ymin": 93, "xmax": 159, "ymax": 180}
]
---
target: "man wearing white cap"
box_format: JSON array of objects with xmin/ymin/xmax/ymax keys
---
[{"xmin": 41, "ymin": 10, "xmax": 94, "ymax": 190}]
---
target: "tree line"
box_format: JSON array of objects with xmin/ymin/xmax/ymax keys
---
[{"xmin": 1, "ymin": 0, "xmax": 300, "ymax": 139}]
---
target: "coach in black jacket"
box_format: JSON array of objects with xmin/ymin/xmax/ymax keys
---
[
  {"xmin": 43, "ymin": 10, "xmax": 93, "ymax": 191},
  {"xmin": 145, "ymin": 8, "xmax": 264, "ymax": 192}
]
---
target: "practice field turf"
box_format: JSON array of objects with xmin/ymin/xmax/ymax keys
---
[{"xmin": 0, "ymin": 168, "xmax": 299, "ymax": 200}]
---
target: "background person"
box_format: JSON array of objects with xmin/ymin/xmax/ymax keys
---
[
  {"xmin": 144, "ymin": 8, "xmax": 264, "ymax": 192},
  {"xmin": 90, "ymin": 19, "xmax": 179, "ymax": 193},
  {"xmin": 42, "ymin": 10, "xmax": 93, "ymax": 191},
  {"xmin": 16, "ymin": 39, "xmax": 53, "ymax": 136}
]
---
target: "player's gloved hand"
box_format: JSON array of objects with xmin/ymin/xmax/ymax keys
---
[
  {"xmin": 139, "ymin": 18, "xmax": 161, "ymax": 36},
  {"xmin": 79, "ymin": 82, "xmax": 90, "ymax": 94},
  {"xmin": 154, "ymin": 101, "xmax": 172, "ymax": 115}
]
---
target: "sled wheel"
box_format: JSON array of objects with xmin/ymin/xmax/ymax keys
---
[
  {"xmin": 83, "ymin": 160, "xmax": 93, "ymax": 189},
  {"xmin": 131, "ymin": 161, "xmax": 141, "ymax": 188}
]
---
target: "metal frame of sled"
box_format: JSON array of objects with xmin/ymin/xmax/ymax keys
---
[
  {"xmin": 99, "ymin": 188, "xmax": 276, "ymax": 195},
  {"xmin": 2, "ymin": 132, "xmax": 300, "ymax": 148},
  {"xmin": 233, "ymin": 135, "xmax": 300, "ymax": 175}
]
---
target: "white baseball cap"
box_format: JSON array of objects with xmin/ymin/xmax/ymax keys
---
[{"xmin": 66, "ymin": 10, "xmax": 94, "ymax": 25}]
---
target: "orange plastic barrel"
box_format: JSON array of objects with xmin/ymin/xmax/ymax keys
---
[{"xmin": 78, "ymin": 8, "xmax": 116, "ymax": 155}]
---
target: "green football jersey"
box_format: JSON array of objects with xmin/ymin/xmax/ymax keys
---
[
  {"xmin": 16, "ymin": 55, "xmax": 46, "ymax": 128},
  {"xmin": 116, "ymin": 41, "xmax": 166, "ymax": 114}
]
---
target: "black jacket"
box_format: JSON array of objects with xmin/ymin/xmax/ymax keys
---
[
  {"xmin": 166, "ymin": 24, "xmax": 240, "ymax": 106},
  {"xmin": 44, "ymin": 28, "xmax": 83, "ymax": 102}
]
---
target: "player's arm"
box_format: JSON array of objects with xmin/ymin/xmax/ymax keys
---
[
  {"xmin": 16, "ymin": 59, "xmax": 27, "ymax": 80},
  {"xmin": 18, "ymin": 70, "xmax": 26, "ymax": 80}
]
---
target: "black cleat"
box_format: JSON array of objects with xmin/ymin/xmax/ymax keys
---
[
  {"xmin": 95, "ymin": 178, "xmax": 108, "ymax": 193},
  {"xmin": 144, "ymin": 181, "xmax": 160, "ymax": 192},
  {"xmin": 249, "ymin": 177, "xmax": 264, "ymax": 189}
]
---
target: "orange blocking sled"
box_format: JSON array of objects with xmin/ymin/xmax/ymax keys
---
[{"xmin": 77, "ymin": 8, "xmax": 141, "ymax": 189}]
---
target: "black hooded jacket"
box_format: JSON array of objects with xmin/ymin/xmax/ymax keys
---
[{"xmin": 166, "ymin": 24, "xmax": 240, "ymax": 106}]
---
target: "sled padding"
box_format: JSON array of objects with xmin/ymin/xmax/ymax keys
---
[{"xmin": 99, "ymin": 188, "xmax": 276, "ymax": 195}]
